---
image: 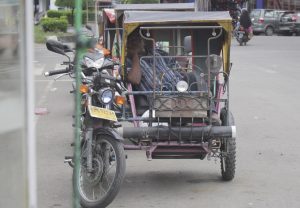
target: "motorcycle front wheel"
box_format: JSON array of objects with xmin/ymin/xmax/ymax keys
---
[{"xmin": 74, "ymin": 135, "xmax": 126, "ymax": 208}]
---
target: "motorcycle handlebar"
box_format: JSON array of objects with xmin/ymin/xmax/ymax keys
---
[{"xmin": 44, "ymin": 68, "xmax": 70, "ymax": 77}]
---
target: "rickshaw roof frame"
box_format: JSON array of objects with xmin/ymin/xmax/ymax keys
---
[
  {"xmin": 123, "ymin": 11, "xmax": 232, "ymax": 32},
  {"xmin": 113, "ymin": 3, "xmax": 194, "ymax": 12},
  {"xmin": 120, "ymin": 11, "xmax": 232, "ymax": 74}
]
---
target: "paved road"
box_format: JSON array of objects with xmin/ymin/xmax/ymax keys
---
[{"xmin": 35, "ymin": 36, "xmax": 300, "ymax": 208}]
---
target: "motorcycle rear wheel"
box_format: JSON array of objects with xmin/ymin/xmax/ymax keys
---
[{"xmin": 74, "ymin": 135, "xmax": 126, "ymax": 208}]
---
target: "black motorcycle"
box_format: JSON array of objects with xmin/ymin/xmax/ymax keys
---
[
  {"xmin": 44, "ymin": 39, "xmax": 126, "ymax": 208},
  {"xmin": 234, "ymin": 25, "xmax": 250, "ymax": 46}
]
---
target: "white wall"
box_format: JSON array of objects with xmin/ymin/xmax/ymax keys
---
[{"xmin": 49, "ymin": 0, "xmax": 59, "ymax": 10}]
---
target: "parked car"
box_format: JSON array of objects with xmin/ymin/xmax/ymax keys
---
[
  {"xmin": 291, "ymin": 12, "xmax": 300, "ymax": 35},
  {"xmin": 250, "ymin": 9, "xmax": 290, "ymax": 36},
  {"xmin": 277, "ymin": 11, "xmax": 300, "ymax": 35}
]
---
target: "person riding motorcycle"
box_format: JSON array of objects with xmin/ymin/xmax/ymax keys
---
[{"xmin": 237, "ymin": 8, "xmax": 253, "ymax": 40}]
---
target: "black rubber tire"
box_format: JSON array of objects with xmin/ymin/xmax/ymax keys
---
[
  {"xmin": 220, "ymin": 109, "xmax": 236, "ymax": 181},
  {"xmin": 265, "ymin": 26, "xmax": 274, "ymax": 36},
  {"xmin": 74, "ymin": 135, "xmax": 126, "ymax": 208}
]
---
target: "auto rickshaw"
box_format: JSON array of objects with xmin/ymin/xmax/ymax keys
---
[{"xmin": 106, "ymin": 9, "xmax": 236, "ymax": 179}]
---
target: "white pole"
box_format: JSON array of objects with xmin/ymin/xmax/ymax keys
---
[{"xmin": 25, "ymin": 1, "xmax": 37, "ymax": 208}]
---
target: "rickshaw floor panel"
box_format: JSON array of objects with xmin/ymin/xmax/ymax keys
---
[{"xmin": 149, "ymin": 146, "xmax": 208, "ymax": 160}]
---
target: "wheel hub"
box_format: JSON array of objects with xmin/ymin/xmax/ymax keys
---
[{"xmin": 82, "ymin": 156, "xmax": 104, "ymax": 186}]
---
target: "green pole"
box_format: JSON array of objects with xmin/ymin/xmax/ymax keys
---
[{"xmin": 74, "ymin": 0, "xmax": 83, "ymax": 207}]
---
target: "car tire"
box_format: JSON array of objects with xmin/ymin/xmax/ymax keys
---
[{"xmin": 265, "ymin": 26, "xmax": 274, "ymax": 36}]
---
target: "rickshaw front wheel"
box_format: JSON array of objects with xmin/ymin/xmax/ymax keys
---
[{"xmin": 220, "ymin": 109, "xmax": 236, "ymax": 181}]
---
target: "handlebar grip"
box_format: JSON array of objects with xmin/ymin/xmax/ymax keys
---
[{"xmin": 44, "ymin": 68, "xmax": 70, "ymax": 77}]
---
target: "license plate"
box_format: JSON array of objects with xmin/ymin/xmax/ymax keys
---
[
  {"xmin": 239, "ymin": 33, "xmax": 244, "ymax": 38},
  {"xmin": 88, "ymin": 105, "xmax": 117, "ymax": 121}
]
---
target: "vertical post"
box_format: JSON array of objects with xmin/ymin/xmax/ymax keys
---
[
  {"xmin": 95, "ymin": 1, "xmax": 99, "ymax": 38},
  {"xmin": 74, "ymin": 0, "xmax": 83, "ymax": 207},
  {"xmin": 25, "ymin": 1, "xmax": 37, "ymax": 208},
  {"xmin": 86, "ymin": 0, "xmax": 88, "ymax": 25}
]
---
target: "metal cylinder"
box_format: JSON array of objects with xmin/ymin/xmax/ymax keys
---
[{"xmin": 118, "ymin": 126, "xmax": 236, "ymax": 141}]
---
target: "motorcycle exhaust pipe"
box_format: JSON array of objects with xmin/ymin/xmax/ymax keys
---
[{"xmin": 117, "ymin": 126, "xmax": 236, "ymax": 141}]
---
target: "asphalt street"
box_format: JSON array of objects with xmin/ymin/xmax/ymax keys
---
[{"xmin": 35, "ymin": 36, "xmax": 300, "ymax": 208}]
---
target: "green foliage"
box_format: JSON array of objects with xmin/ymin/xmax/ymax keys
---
[
  {"xmin": 55, "ymin": 0, "xmax": 74, "ymax": 8},
  {"xmin": 46, "ymin": 10, "xmax": 88, "ymax": 25},
  {"xmin": 41, "ymin": 18, "xmax": 68, "ymax": 32},
  {"xmin": 60, "ymin": 15, "xmax": 68, "ymax": 20},
  {"xmin": 55, "ymin": 0, "xmax": 94, "ymax": 9},
  {"xmin": 47, "ymin": 10, "xmax": 63, "ymax": 18},
  {"xmin": 34, "ymin": 25, "xmax": 67, "ymax": 43},
  {"xmin": 121, "ymin": 0, "xmax": 159, "ymax": 3}
]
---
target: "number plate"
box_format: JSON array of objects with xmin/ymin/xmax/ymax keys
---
[{"xmin": 88, "ymin": 105, "xmax": 117, "ymax": 122}]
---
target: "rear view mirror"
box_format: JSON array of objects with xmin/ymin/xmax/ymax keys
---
[
  {"xmin": 46, "ymin": 39, "xmax": 66, "ymax": 55},
  {"xmin": 63, "ymin": 44, "xmax": 73, "ymax": 53},
  {"xmin": 184, "ymin": 36, "xmax": 192, "ymax": 54}
]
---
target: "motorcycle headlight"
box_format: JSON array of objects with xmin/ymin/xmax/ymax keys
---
[
  {"xmin": 84, "ymin": 57, "xmax": 104, "ymax": 68},
  {"xmin": 176, "ymin": 80, "xmax": 188, "ymax": 92},
  {"xmin": 94, "ymin": 58, "xmax": 104, "ymax": 68},
  {"xmin": 99, "ymin": 88, "xmax": 114, "ymax": 104}
]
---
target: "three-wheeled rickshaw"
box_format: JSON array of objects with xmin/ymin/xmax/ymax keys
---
[
  {"xmin": 74, "ymin": 5, "xmax": 237, "ymax": 208},
  {"xmin": 118, "ymin": 10, "xmax": 236, "ymax": 176}
]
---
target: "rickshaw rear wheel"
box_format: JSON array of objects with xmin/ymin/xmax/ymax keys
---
[{"xmin": 220, "ymin": 109, "xmax": 236, "ymax": 181}]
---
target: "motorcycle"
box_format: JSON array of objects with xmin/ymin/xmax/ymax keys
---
[
  {"xmin": 44, "ymin": 39, "xmax": 126, "ymax": 208},
  {"xmin": 234, "ymin": 24, "xmax": 251, "ymax": 46}
]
